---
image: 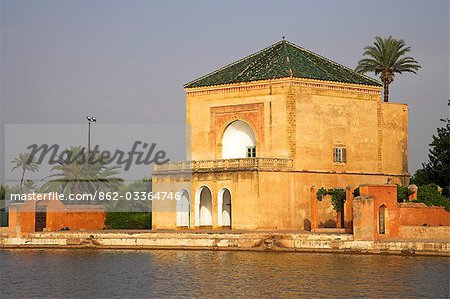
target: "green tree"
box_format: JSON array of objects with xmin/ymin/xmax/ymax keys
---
[
  {"xmin": 0, "ymin": 185, "xmax": 5, "ymax": 201},
  {"xmin": 414, "ymin": 183, "xmax": 450, "ymax": 211},
  {"xmin": 11, "ymin": 153, "xmax": 39, "ymax": 187},
  {"xmin": 356, "ymin": 36, "xmax": 421, "ymax": 102},
  {"xmin": 411, "ymin": 119, "xmax": 449, "ymax": 196},
  {"xmin": 0, "ymin": 185, "xmax": 6, "ymax": 226},
  {"xmin": 113, "ymin": 177, "xmax": 152, "ymax": 211},
  {"xmin": 41, "ymin": 146, "xmax": 123, "ymax": 201}
]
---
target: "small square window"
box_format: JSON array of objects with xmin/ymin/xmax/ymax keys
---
[
  {"xmin": 333, "ymin": 146, "xmax": 346, "ymax": 163},
  {"xmin": 247, "ymin": 146, "xmax": 256, "ymax": 158}
]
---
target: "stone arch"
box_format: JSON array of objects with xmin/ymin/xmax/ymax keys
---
[
  {"xmin": 378, "ymin": 204, "xmax": 387, "ymax": 234},
  {"xmin": 194, "ymin": 185, "xmax": 213, "ymax": 228},
  {"xmin": 176, "ymin": 189, "xmax": 190, "ymax": 228},
  {"xmin": 217, "ymin": 188, "xmax": 232, "ymax": 228},
  {"xmin": 221, "ymin": 120, "xmax": 256, "ymax": 159}
]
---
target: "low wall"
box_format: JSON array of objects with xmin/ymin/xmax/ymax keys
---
[
  {"xmin": 48, "ymin": 209, "xmax": 106, "ymax": 231},
  {"xmin": 399, "ymin": 203, "xmax": 450, "ymax": 226},
  {"xmin": 399, "ymin": 226, "xmax": 450, "ymax": 240}
]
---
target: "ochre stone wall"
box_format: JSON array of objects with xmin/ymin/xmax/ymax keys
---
[
  {"xmin": 293, "ymin": 83, "xmax": 380, "ymax": 172},
  {"xmin": 381, "ymin": 103, "xmax": 409, "ymax": 177},
  {"xmin": 316, "ymin": 195, "xmax": 339, "ymax": 228},
  {"xmin": 352, "ymin": 195, "xmax": 376, "ymax": 240},
  {"xmin": 186, "ymin": 78, "xmax": 407, "ymax": 177}
]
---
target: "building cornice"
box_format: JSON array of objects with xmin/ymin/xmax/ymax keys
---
[{"xmin": 185, "ymin": 77, "xmax": 382, "ymax": 97}]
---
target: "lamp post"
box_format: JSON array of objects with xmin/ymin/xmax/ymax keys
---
[{"xmin": 86, "ymin": 116, "xmax": 96, "ymax": 156}]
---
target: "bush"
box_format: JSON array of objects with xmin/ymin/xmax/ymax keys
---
[
  {"xmin": 396, "ymin": 184, "xmax": 413, "ymax": 202},
  {"xmin": 414, "ymin": 184, "xmax": 450, "ymax": 211},
  {"xmin": 0, "ymin": 185, "xmax": 7, "ymax": 226},
  {"xmin": 105, "ymin": 212, "xmax": 152, "ymax": 229}
]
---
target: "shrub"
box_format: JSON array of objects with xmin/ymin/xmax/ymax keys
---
[
  {"xmin": 105, "ymin": 212, "xmax": 152, "ymax": 229},
  {"xmin": 414, "ymin": 184, "xmax": 450, "ymax": 211},
  {"xmin": 396, "ymin": 184, "xmax": 413, "ymax": 202}
]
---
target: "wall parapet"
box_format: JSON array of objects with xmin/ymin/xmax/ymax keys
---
[{"xmin": 153, "ymin": 158, "xmax": 293, "ymax": 174}]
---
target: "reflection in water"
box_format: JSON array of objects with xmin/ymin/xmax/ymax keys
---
[{"xmin": 0, "ymin": 249, "xmax": 449, "ymax": 298}]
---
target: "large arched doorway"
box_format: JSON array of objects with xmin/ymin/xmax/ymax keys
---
[
  {"xmin": 379, "ymin": 205, "xmax": 387, "ymax": 234},
  {"xmin": 195, "ymin": 186, "xmax": 213, "ymax": 228},
  {"xmin": 176, "ymin": 189, "xmax": 190, "ymax": 228},
  {"xmin": 222, "ymin": 120, "xmax": 256, "ymax": 159},
  {"xmin": 218, "ymin": 188, "xmax": 232, "ymax": 229}
]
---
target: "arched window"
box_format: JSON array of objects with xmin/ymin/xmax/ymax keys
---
[
  {"xmin": 195, "ymin": 186, "xmax": 213, "ymax": 228},
  {"xmin": 222, "ymin": 120, "xmax": 256, "ymax": 159},
  {"xmin": 218, "ymin": 188, "xmax": 232, "ymax": 229},
  {"xmin": 379, "ymin": 205, "xmax": 387, "ymax": 234},
  {"xmin": 176, "ymin": 190, "xmax": 190, "ymax": 228}
]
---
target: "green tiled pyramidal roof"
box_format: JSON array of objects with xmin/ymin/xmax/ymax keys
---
[{"xmin": 185, "ymin": 40, "xmax": 382, "ymax": 88}]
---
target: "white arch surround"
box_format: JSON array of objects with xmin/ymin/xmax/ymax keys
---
[
  {"xmin": 222, "ymin": 120, "xmax": 256, "ymax": 159},
  {"xmin": 194, "ymin": 186, "xmax": 213, "ymax": 227},
  {"xmin": 217, "ymin": 188, "xmax": 232, "ymax": 228},
  {"xmin": 176, "ymin": 189, "xmax": 190, "ymax": 228}
]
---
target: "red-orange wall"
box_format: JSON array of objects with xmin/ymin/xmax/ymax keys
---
[
  {"xmin": 355, "ymin": 185, "xmax": 400, "ymax": 240},
  {"xmin": 400, "ymin": 204, "xmax": 449, "ymax": 226},
  {"xmin": 8, "ymin": 194, "xmax": 106, "ymax": 236}
]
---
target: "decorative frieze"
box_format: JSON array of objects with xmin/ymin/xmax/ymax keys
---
[{"xmin": 153, "ymin": 158, "xmax": 293, "ymax": 174}]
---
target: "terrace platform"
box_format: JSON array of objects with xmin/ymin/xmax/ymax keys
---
[{"xmin": 1, "ymin": 229, "xmax": 449, "ymax": 256}]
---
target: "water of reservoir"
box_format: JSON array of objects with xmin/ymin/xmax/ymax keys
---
[{"xmin": 0, "ymin": 249, "xmax": 448, "ymax": 298}]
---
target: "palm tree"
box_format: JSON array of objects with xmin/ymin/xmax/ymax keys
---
[
  {"xmin": 23, "ymin": 179, "xmax": 37, "ymax": 190},
  {"xmin": 355, "ymin": 36, "xmax": 421, "ymax": 102},
  {"xmin": 111, "ymin": 177, "xmax": 152, "ymax": 212},
  {"xmin": 11, "ymin": 153, "xmax": 39, "ymax": 187},
  {"xmin": 23, "ymin": 179, "xmax": 37, "ymax": 191},
  {"xmin": 41, "ymin": 146, "xmax": 123, "ymax": 202}
]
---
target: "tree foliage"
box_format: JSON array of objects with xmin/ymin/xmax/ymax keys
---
[
  {"xmin": 40, "ymin": 146, "xmax": 123, "ymax": 200},
  {"xmin": 356, "ymin": 36, "xmax": 420, "ymax": 102},
  {"xmin": 396, "ymin": 184, "xmax": 413, "ymax": 202},
  {"xmin": 11, "ymin": 152, "xmax": 39, "ymax": 187},
  {"xmin": 0, "ymin": 185, "xmax": 5, "ymax": 202},
  {"xmin": 108, "ymin": 177, "xmax": 152, "ymax": 212},
  {"xmin": 411, "ymin": 119, "xmax": 449, "ymax": 197},
  {"xmin": 105, "ymin": 212, "xmax": 151, "ymax": 229},
  {"xmin": 414, "ymin": 184, "xmax": 450, "ymax": 211}
]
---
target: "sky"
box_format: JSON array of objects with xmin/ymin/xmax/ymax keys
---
[{"xmin": 0, "ymin": 0, "xmax": 449, "ymax": 184}]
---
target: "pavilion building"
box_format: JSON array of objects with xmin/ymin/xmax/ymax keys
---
[{"xmin": 152, "ymin": 40, "xmax": 408, "ymax": 231}]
